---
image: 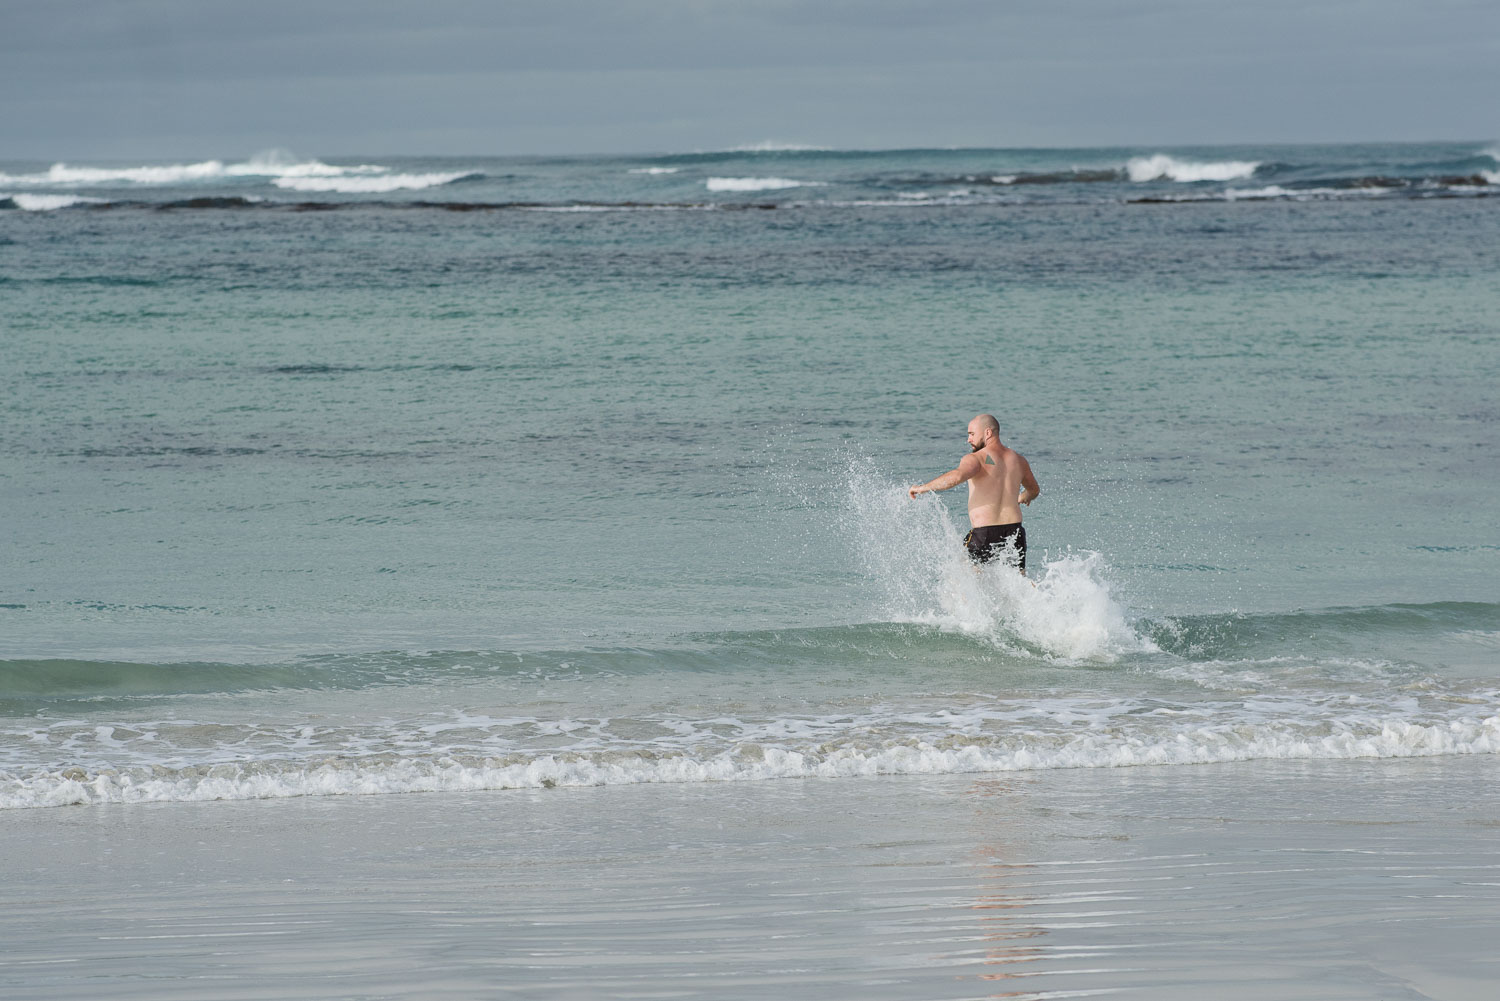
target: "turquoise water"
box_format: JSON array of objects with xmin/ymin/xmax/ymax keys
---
[{"xmin": 2, "ymin": 144, "xmax": 1498, "ymax": 807}]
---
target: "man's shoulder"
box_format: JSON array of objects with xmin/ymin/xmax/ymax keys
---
[{"xmin": 957, "ymin": 452, "xmax": 984, "ymax": 471}]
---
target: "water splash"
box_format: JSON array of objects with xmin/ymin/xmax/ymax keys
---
[{"xmin": 839, "ymin": 458, "xmax": 1151, "ymax": 661}]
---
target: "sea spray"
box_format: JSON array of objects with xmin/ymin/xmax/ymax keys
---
[
  {"xmin": 1125, "ymin": 154, "xmax": 1260, "ymax": 182},
  {"xmin": 841, "ymin": 457, "xmax": 1151, "ymax": 661}
]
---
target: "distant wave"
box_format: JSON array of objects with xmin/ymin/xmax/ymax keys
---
[
  {"xmin": 272, "ymin": 171, "xmax": 480, "ymax": 193},
  {"xmin": 0, "ymin": 197, "xmax": 779, "ymax": 215},
  {"xmin": 880, "ymin": 170, "xmax": 1124, "ymax": 189},
  {"xmin": 3, "ymin": 187, "xmax": 1488, "ymax": 216},
  {"xmin": 0, "ymin": 153, "xmax": 408, "ymax": 188},
  {"xmin": 724, "ymin": 141, "xmax": 831, "ymax": 152},
  {"xmin": 1127, "ymin": 154, "xmax": 1260, "ymax": 182},
  {"xmin": 628, "ymin": 167, "xmax": 679, "ymax": 174},
  {"xmin": 1126, "ymin": 175, "xmax": 1497, "ymax": 204},
  {"xmin": 1, "ymin": 160, "xmax": 232, "ymax": 185},
  {"xmin": 4, "ymin": 176, "xmax": 1490, "ymax": 216},
  {"xmin": 1224, "ymin": 185, "xmax": 1297, "ymax": 200},
  {"xmin": 1483, "ymin": 144, "xmax": 1500, "ymax": 182},
  {"xmin": 0, "ymin": 193, "xmax": 107, "ymax": 211},
  {"xmin": 706, "ymin": 176, "xmax": 816, "ymax": 192}
]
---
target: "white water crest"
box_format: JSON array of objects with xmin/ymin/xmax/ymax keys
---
[
  {"xmin": 3, "ymin": 193, "xmax": 107, "ymax": 211},
  {"xmin": 230, "ymin": 149, "xmax": 385, "ymax": 178},
  {"xmin": 1127, "ymin": 154, "xmax": 1260, "ymax": 183},
  {"xmin": 5, "ymin": 160, "xmax": 230, "ymax": 185},
  {"xmin": 1224, "ymin": 185, "xmax": 1295, "ymax": 200},
  {"xmin": 1142, "ymin": 185, "xmax": 1394, "ymax": 204},
  {"xmin": 1482, "ymin": 143, "xmax": 1499, "ymax": 182},
  {"xmin": 0, "ymin": 152, "xmax": 394, "ymax": 187},
  {"xmin": 272, "ymin": 172, "xmax": 475, "ymax": 193},
  {"xmin": 706, "ymin": 176, "xmax": 813, "ymax": 192}
]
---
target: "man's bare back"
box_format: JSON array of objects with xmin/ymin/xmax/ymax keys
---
[{"xmin": 909, "ymin": 414, "xmax": 1040, "ymax": 571}]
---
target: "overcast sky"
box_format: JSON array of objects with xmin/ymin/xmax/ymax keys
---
[{"xmin": 4, "ymin": 0, "xmax": 1496, "ymax": 159}]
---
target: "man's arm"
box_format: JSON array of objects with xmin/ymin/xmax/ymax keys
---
[
  {"xmin": 1018, "ymin": 456, "xmax": 1041, "ymax": 506},
  {"xmin": 909, "ymin": 454, "xmax": 980, "ymax": 499}
]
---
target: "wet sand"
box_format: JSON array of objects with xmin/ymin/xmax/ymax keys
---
[{"xmin": 4, "ymin": 755, "xmax": 1497, "ymax": 1000}]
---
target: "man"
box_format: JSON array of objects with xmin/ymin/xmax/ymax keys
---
[{"xmin": 909, "ymin": 414, "xmax": 1040, "ymax": 573}]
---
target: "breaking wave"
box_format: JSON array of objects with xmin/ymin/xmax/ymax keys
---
[
  {"xmin": 5, "ymin": 701, "xmax": 1495, "ymax": 808},
  {"xmin": 4, "ymin": 593, "xmax": 1497, "ymax": 809},
  {"xmin": 0, "ymin": 153, "xmax": 476, "ymax": 194},
  {"xmin": 0, "ymin": 193, "xmax": 108, "ymax": 211},
  {"xmin": 1126, "ymin": 154, "xmax": 1261, "ymax": 182},
  {"xmin": 706, "ymin": 176, "xmax": 817, "ymax": 192},
  {"xmin": 0, "ymin": 155, "xmax": 377, "ymax": 187},
  {"xmin": 272, "ymin": 172, "xmax": 479, "ymax": 193}
]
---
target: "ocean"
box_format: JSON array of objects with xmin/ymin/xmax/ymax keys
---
[{"xmin": 3, "ymin": 142, "xmax": 1498, "ymax": 998}]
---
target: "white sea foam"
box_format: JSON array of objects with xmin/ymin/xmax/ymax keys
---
[
  {"xmin": 15, "ymin": 160, "xmax": 231, "ymax": 185},
  {"xmin": 818, "ymin": 195, "xmax": 1012, "ymax": 209},
  {"xmin": 0, "ymin": 153, "xmax": 396, "ymax": 187},
  {"xmin": 1127, "ymin": 154, "xmax": 1260, "ymax": 183},
  {"xmin": 2, "ymin": 193, "xmax": 106, "ymax": 211},
  {"xmin": 1481, "ymin": 170, "xmax": 1500, "ymax": 185},
  {"xmin": 5, "ymin": 710, "xmax": 1495, "ymax": 808},
  {"xmin": 1223, "ymin": 185, "xmax": 1293, "ymax": 200},
  {"xmin": 1141, "ymin": 185, "xmax": 1390, "ymax": 204},
  {"xmin": 229, "ymin": 149, "xmax": 383, "ymax": 178},
  {"xmin": 867, "ymin": 189, "xmax": 980, "ymax": 204},
  {"xmin": 271, "ymin": 172, "xmax": 474, "ymax": 193},
  {"xmin": 628, "ymin": 167, "xmax": 679, "ymax": 174},
  {"xmin": 706, "ymin": 176, "xmax": 816, "ymax": 192},
  {"xmin": 1220, "ymin": 185, "xmax": 1373, "ymax": 201}
]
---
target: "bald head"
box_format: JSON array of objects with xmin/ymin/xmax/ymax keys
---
[{"xmin": 966, "ymin": 414, "xmax": 1001, "ymax": 452}]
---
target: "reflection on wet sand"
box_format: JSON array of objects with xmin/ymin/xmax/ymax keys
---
[{"xmin": 964, "ymin": 778, "xmax": 1048, "ymax": 996}]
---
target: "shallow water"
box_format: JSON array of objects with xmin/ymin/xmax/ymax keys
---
[{"xmin": 3, "ymin": 143, "xmax": 1498, "ymax": 810}]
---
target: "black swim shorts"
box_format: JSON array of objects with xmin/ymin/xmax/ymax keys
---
[{"xmin": 964, "ymin": 522, "xmax": 1026, "ymax": 572}]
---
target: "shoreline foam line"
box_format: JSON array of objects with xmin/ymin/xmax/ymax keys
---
[{"xmin": 7, "ymin": 712, "xmax": 1496, "ymax": 809}]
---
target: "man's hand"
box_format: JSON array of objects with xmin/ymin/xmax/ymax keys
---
[
  {"xmin": 909, "ymin": 485, "xmax": 924, "ymax": 499},
  {"xmin": 1019, "ymin": 460, "xmax": 1041, "ymax": 506}
]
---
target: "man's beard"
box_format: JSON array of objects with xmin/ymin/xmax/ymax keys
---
[{"xmin": 971, "ymin": 441, "xmax": 983, "ymax": 453}]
